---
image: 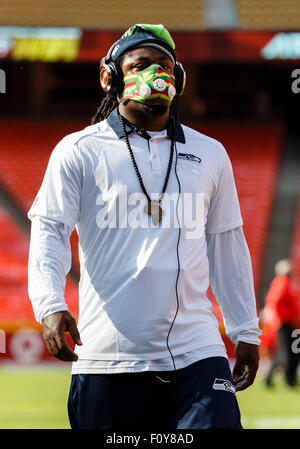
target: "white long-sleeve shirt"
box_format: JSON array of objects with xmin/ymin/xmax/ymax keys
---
[
  {"xmin": 28, "ymin": 217, "xmax": 261, "ymax": 373},
  {"xmin": 27, "ymin": 109, "xmax": 261, "ymax": 372}
]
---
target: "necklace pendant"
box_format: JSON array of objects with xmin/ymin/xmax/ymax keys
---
[{"xmin": 144, "ymin": 200, "xmax": 164, "ymax": 225}]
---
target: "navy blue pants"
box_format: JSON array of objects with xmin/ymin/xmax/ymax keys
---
[{"xmin": 68, "ymin": 356, "xmax": 242, "ymax": 429}]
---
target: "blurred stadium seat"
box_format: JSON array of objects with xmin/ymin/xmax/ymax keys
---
[
  {"xmin": 0, "ymin": 0, "xmax": 205, "ymax": 29},
  {"xmin": 0, "ymin": 119, "xmax": 85, "ymax": 213},
  {"xmin": 0, "ymin": 203, "xmax": 79, "ymax": 322},
  {"xmin": 190, "ymin": 122, "xmax": 282, "ymax": 293},
  {"xmin": 0, "ymin": 202, "xmax": 79, "ymax": 362},
  {"xmin": 0, "ymin": 120, "xmax": 82, "ymax": 362},
  {"xmin": 1, "ymin": 0, "xmax": 300, "ymax": 30},
  {"xmin": 237, "ymin": 0, "xmax": 300, "ymax": 29},
  {"xmin": 0, "ymin": 119, "xmax": 86, "ymax": 277},
  {"xmin": 290, "ymin": 189, "xmax": 300, "ymax": 288},
  {"xmin": 190, "ymin": 122, "xmax": 282, "ymax": 356}
]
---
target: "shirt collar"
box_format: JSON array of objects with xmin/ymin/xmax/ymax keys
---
[{"xmin": 106, "ymin": 107, "xmax": 186, "ymax": 143}]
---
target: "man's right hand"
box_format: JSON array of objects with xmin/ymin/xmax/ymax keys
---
[{"xmin": 42, "ymin": 311, "xmax": 82, "ymax": 362}]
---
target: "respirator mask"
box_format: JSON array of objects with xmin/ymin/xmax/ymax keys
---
[{"xmin": 118, "ymin": 64, "xmax": 176, "ymax": 107}]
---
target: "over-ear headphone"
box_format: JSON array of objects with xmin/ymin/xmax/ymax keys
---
[
  {"xmin": 173, "ymin": 62, "xmax": 186, "ymax": 97},
  {"xmin": 99, "ymin": 44, "xmax": 186, "ymax": 98}
]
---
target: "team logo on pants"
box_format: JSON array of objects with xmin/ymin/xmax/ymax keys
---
[{"xmin": 212, "ymin": 378, "xmax": 236, "ymax": 394}]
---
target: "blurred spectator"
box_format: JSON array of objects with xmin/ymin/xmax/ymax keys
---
[{"xmin": 261, "ymin": 259, "xmax": 300, "ymax": 387}]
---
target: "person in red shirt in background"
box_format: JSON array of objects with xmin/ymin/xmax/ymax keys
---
[{"xmin": 261, "ymin": 259, "xmax": 300, "ymax": 387}]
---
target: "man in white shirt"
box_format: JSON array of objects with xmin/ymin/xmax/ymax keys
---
[{"xmin": 28, "ymin": 24, "xmax": 261, "ymax": 429}]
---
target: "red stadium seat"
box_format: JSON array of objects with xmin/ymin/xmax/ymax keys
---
[
  {"xmin": 0, "ymin": 205, "xmax": 79, "ymax": 323},
  {"xmin": 0, "ymin": 119, "xmax": 86, "ymax": 278},
  {"xmin": 290, "ymin": 192, "xmax": 300, "ymax": 290},
  {"xmin": 188, "ymin": 122, "xmax": 282, "ymax": 346},
  {"xmin": 190, "ymin": 122, "xmax": 282, "ymax": 292},
  {"xmin": 0, "ymin": 119, "xmax": 86, "ymax": 326}
]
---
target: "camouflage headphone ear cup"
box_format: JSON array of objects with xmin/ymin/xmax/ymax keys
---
[
  {"xmin": 99, "ymin": 61, "xmax": 124, "ymax": 96},
  {"xmin": 174, "ymin": 62, "xmax": 186, "ymax": 96}
]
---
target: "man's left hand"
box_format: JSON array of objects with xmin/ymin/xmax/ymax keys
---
[{"xmin": 232, "ymin": 341, "xmax": 259, "ymax": 392}]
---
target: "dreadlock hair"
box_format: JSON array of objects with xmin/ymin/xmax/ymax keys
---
[
  {"xmin": 91, "ymin": 92, "xmax": 118, "ymax": 125},
  {"xmin": 91, "ymin": 54, "xmax": 126, "ymax": 125}
]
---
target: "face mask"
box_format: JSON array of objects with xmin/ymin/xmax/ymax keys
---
[{"xmin": 118, "ymin": 64, "xmax": 176, "ymax": 106}]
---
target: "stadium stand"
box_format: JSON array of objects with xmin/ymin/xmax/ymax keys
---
[
  {"xmin": 0, "ymin": 0, "xmax": 205, "ymax": 29},
  {"xmin": 0, "ymin": 119, "xmax": 85, "ymax": 213},
  {"xmin": 190, "ymin": 122, "xmax": 282, "ymax": 351},
  {"xmin": 236, "ymin": 0, "xmax": 300, "ymax": 29},
  {"xmin": 0, "ymin": 120, "xmax": 81, "ymax": 362},
  {"xmin": 0, "ymin": 119, "xmax": 86, "ymax": 277},
  {"xmin": 2, "ymin": 0, "xmax": 300, "ymax": 30},
  {"xmin": 191, "ymin": 122, "xmax": 282, "ymax": 294},
  {"xmin": 0, "ymin": 205, "xmax": 79, "ymax": 363},
  {"xmin": 290, "ymin": 188, "xmax": 300, "ymax": 288},
  {"xmin": 0, "ymin": 204, "xmax": 79, "ymax": 324},
  {"xmin": 0, "ymin": 205, "xmax": 31, "ymax": 321}
]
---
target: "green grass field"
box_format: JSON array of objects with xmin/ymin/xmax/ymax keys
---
[
  {"xmin": 0, "ymin": 364, "xmax": 299, "ymax": 429},
  {"xmin": 0, "ymin": 365, "xmax": 71, "ymax": 429}
]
